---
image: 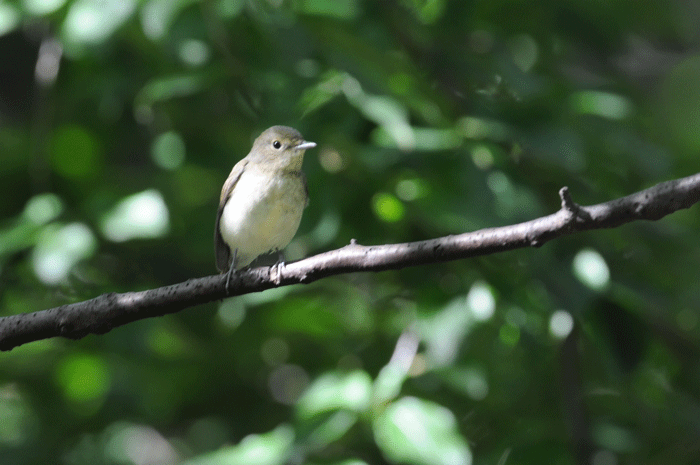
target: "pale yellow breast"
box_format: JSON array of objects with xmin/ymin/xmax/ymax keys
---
[{"xmin": 219, "ymin": 167, "xmax": 306, "ymax": 268}]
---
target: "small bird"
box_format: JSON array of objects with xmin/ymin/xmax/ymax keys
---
[{"xmin": 215, "ymin": 125, "xmax": 316, "ymax": 289}]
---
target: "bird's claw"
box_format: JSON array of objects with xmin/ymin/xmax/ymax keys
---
[
  {"xmin": 271, "ymin": 260, "xmax": 286, "ymax": 285},
  {"xmin": 224, "ymin": 249, "xmax": 238, "ymax": 295},
  {"xmin": 225, "ymin": 265, "xmax": 235, "ymax": 295}
]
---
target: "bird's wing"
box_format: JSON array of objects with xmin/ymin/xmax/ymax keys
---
[{"xmin": 214, "ymin": 159, "xmax": 248, "ymax": 272}]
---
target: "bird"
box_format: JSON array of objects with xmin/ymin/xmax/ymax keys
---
[{"xmin": 215, "ymin": 125, "xmax": 316, "ymax": 290}]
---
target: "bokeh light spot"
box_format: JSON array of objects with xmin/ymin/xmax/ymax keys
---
[
  {"xmin": 573, "ymin": 248, "xmax": 610, "ymax": 291},
  {"xmin": 32, "ymin": 223, "xmax": 96, "ymax": 285},
  {"xmin": 23, "ymin": 193, "xmax": 64, "ymax": 225},
  {"xmin": 319, "ymin": 147, "xmax": 345, "ymax": 173},
  {"xmin": 101, "ymin": 190, "xmax": 170, "ymax": 242},
  {"xmin": 549, "ymin": 310, "xmax": 574, "ymax": 339},
  {"xmin": 56, "ymin": 353, "xmax": 111, "ymax": 404},
  {"xmin": 471, "ymin": 145, "xmax": 494, "ymax": 170},
  {"xmin": 570, "ymin": 91, "xmax": 632, "ymax": 120},
  {"xmin": 508, "ymin": 34, "xmax": 538, "ymax": 72},
  {"xmin": 151, "ymin": 131, "xmax": 185, "ymax": 170},
  {"xmin": 179, "ymin": 39, "xmax": 209, "ymax": 67},
  {"xmin": 467, "ymin": 281, "xmax": 495, "ymax": 321},
  {"xmin": 24, "ymin": 0, "xmax": 67, "ymax": 15},
  {"xmin": 372, "ymin": 192, "xmax": 405, "ymax": 223},
  {"xmin": 0, "ymin": 3, "xmax": 19, "ymax": 36},
  {"xmin": 63, "ymin": 0, "xmax": 136, "ymax": 46}
]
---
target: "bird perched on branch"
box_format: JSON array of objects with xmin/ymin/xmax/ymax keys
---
[{"xmin": 215, "ymin": 126, "xmax": 316, "ymax": 289}]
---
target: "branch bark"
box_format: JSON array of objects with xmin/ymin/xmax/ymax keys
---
[{"xmin": 2, "ymin": 172, "xmax": 700, "ymax": 351}]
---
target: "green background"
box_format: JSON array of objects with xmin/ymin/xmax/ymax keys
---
[{"xmin": 1, "ymin": 0, "xmax": 700, "ymax": 464}]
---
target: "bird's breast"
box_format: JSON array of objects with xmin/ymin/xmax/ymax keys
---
[{"xmin": 219, "ymin": 168, "xmax": 306, "ymax": 268}]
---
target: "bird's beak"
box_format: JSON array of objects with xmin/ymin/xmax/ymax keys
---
[{"xmin": 296, "ymin": 141, "xmax": 316, "ymax": 150}]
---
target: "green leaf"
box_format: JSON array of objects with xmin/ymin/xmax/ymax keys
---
[
  {"xmin": 297, "ymin": 370, "xmax": 372, "ymax": 419},
  {"xmin": 373, "ymin": 397, "xmax": 471, "ymax": 465},
  {"xmin": 184, "ymin": 425, "xmax": 294, "ymax": 465}
]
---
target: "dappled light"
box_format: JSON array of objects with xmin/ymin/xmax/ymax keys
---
[
  {"xmin": 101, "ymin": 190, "xmax": 170, "ymax": 242},
  {"xmin": 573, "ymin": 248, "xmax": 611, "ymax": 291},
  {"xmin": 1, "ymin": 0, "xmax": 700, "ymax": 464}
]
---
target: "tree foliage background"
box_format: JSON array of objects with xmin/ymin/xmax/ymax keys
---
[{"xmin": 1, "ymin": 0, "xmax": 700, "ymax": 464}]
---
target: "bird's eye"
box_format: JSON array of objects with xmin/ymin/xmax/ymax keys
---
[{"xmin": 272, "ymin": 140, "xmax": 282, "ymax": 149}]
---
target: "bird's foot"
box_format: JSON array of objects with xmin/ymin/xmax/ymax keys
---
[
  {"xmin": 271, "ymin": 260, "xmax": 286, "ymax": 285},
  {"xmin": 224, "ymin": 249, "xmax": 239, "ymax": 295},
  {"xmin": 224, "ymin": 265, "xmax": 236, "ymax": 295}
]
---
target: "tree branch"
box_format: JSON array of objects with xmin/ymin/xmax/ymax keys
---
[{"xmin": 2, "ymin": 172, "xmax": 700, "ymax": 351}]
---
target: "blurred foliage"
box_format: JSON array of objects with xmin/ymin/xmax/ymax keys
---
[{"xmin": 1, "ymin": 0, "xmax": 700, "ymax": 464}]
